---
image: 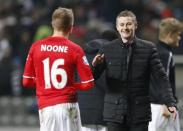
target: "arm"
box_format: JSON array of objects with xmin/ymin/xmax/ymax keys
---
[
  {"xmin": 161, "ymin": 51, "xmax": 177, "ymax": 101},
  {"xmin": 168, "ymin": 54, "xmax": 177, "ymax": 101},
  {"xmin": 75, "ymin": 48, "xmax": 94, "ymax": 91},
  {"xmin": 73, "ymin": 81, "xmax": 94, "ymax": 91},
  {"xmin": 150, "ymin": 46, "xmax": 177, "ymax": 119},
  {"xmin": 22, "ymin": 76, "xmax": 36, "ymax": 88},
  {"xmin": 150, "ymin": 46, "xmax": 176, "ymax": 107},
  {"xmin": 22, "ymin": 46, "xmax": 36, "ymax": 88}
]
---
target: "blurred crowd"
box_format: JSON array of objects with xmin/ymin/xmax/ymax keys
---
[{"xmin": 0, "ymin": 0, "xmax": 183, "ymax": 96}]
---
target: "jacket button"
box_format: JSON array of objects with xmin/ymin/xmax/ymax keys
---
[{"xmin": 115, "ymin": 100, "xmax": 118, "ymax": 104}]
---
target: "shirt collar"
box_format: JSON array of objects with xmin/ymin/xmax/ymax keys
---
[{"xmin": 159, "ymin": 40, "xmax": 172, "ymax": 50}]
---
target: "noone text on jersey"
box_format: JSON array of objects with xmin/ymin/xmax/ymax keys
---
[{"xmin": 41, "ymin": 44, "xmax": 68, "ymax": 53}]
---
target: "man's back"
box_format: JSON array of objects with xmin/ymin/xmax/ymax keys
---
[
  {"xmin": 23, "ymin": 36, "xmax": 93, "ymax": 109},
  {"xmin": 23, "ymin": 7, "xmax": 94, "ymax": 131}
]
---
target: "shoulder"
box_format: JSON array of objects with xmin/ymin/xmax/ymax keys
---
[
  {"xmin": 157, "ymin": 43, "xmax": 170, "ymax": 53},
  {"xmin": 136, "ymin": 38, "xmax": 156, "ymax": 49},
  {"xmin": 134, "ymin": 38, "xmax": 159, "ymax": 56},
  {"xmin": 31, "ymin": 38, "xmax": 49, "ymax": 49},
  {"xmin": 157, "ymin": 44, "xmax": 171, "ymax": 59},
  {"xmin": 68, "ymin": 40, "xmax": 84, "ymax": 55},
  {"xmin": 28, "ymin": 41, "xmax": 41, "ymax": 52},
  {"xmin": 70, "ymin": 40, "xmax": 83, "ymax": 50}
]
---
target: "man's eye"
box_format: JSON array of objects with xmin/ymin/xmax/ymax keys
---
[{"xmin": 127, "ymin": 23, "xmax": 132, "ymax": 26}]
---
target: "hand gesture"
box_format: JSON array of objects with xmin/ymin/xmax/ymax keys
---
[{"xmin": 92, "ymin": 54, "xmax": 105, "ymax": 67}]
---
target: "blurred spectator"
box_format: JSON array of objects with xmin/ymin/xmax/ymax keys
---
[
  {"xmin": 33, "ymin": 25, "xmax": 52, "ymax": 41},
  {"xmin": 0, "ymin": 29, "xmax": 12, "ymax": 96}
]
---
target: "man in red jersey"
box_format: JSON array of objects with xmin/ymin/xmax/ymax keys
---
[{"xmin": 22, "ymin": 7, "xmax": 94, "ymax": 131}]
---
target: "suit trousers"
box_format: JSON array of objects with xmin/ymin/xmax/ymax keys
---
[{"xmin": 107, "ymin": 121, "xmax": 148, "ymax": 131}]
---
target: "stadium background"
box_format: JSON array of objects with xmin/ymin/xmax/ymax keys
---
[{"xmin": 0, "ymin": 0, "xmax": 183, "ymax": 130}]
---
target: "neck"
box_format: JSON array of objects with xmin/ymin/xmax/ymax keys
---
[
  {"xmin": 52, "ymin": 30, "xmax": 70, "ymax": 38},
  {"xmin": 121, "ymin": 37, "xmax": 134, "ymax": 44},
  {"xmin": 159, "ymin": 38, "xmax": 169, "ymax": 45}
]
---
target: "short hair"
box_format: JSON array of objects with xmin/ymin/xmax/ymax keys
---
[
  {"xmin": 51, "ymin": 7, "xmax": 74, "ymax": 32},
  {"xmin": 116, "ymin": 10, "xmax": 137, "ymax": 24},
  {"xmin": 159, "ymin": 17, "xmax": 183, "ymax": 39}
]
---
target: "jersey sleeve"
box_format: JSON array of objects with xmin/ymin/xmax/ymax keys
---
[
  {"xmin": 22, "ymin": 45, "xmax": 36, "ymax": 87},
  {"xmin": 75, "ymin": 47, "xmax": 94, "ymax": 90}
]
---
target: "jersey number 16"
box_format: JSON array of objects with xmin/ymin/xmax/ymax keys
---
[{"xmin": 42, "ymin": 58, "xmax": 67, "ymax": 89}]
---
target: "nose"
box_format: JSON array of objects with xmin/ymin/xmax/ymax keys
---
[{"xmin": 123, "ymin": 24, "xmax": 128, "ymax": 29}]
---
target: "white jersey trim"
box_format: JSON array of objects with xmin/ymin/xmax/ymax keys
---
[
  {"xmin": 23, "ymin": 75, "xmax": 35, "ymax": 79},
  {"xmin": 166, "ymin": 52, "xmax": 172, "ymax": 76},
  {"xmin": 81, "ymin": 79, "xmax": 94, "ymax": 83}
]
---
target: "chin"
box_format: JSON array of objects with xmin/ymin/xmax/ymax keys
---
[
  {"xmin": 172, "ymin": 44, "xmax": 179, "ymax": 48},
  {"xmin": 122, "ymin": 35, "xmax": 131, "ymax": 39},
  {"xmin": 175, "ymin": 44, "xmax": 179, "ymax": 47}
]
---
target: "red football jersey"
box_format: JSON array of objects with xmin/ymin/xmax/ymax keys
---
[{"xmin": 23, "ymin": 36, "xmax": 94, "ymax": 109}]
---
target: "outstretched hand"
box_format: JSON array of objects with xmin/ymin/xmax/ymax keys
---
[{"xmin": 92, "ymin": 54, "xmax": 105, "ymax": 67}]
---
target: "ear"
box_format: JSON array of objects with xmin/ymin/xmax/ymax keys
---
[
  {"xmin": 135, "ymin": 22, "xmax": 138, "ymax": 29},
  {"xmin": 116, "ymin": 25, "xmax": 118, "ymax": 31},
  {"xmin": 167, "ymin": 32, "xmax": 173, "ymax": 39},
  {"xmin": 68, "ymin": 25, "xmax": 73, "ymax": 34},
  {"xmin": 116, "ymin": 24, "xmax": 120, "ymax": 32},
  {"xmin": 165, "ymin": 32, "xmax": 173, "ymax": 44},
  {"xmin": 116, "ymin": 19, "xmax": 119, "ymax": 32}
]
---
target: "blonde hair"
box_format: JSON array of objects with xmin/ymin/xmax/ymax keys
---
[
  {"xmin": 159, "ymin": 17, "xmax": 183, "ymax": 39},
  {"xmin": 116, "ymin": 10, "xmax": 137, "ymax": 24},
  {"xmin": 51, "ymin": 7, "xmax": 74, "ymax": 32}
]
